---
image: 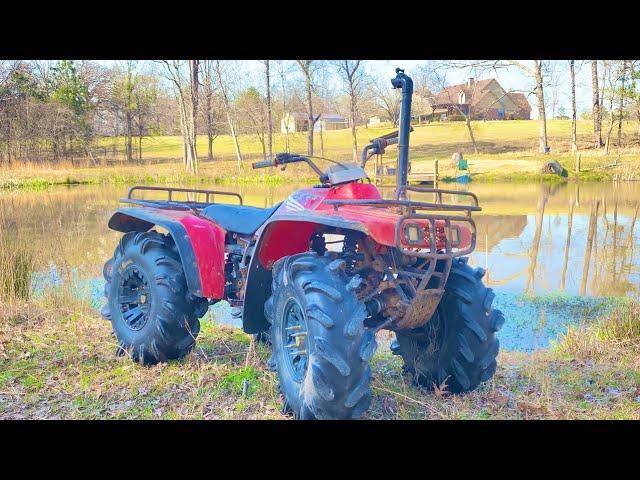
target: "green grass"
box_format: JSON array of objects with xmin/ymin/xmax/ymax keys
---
[
  {"xmin": 1, "ymin": 297, "xmax": 638, "ymax": 419},
  {"xmin": 4, "ymin": 119, "xmax": 640, "ymax": 190}
]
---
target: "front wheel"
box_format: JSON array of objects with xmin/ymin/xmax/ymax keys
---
[
  {"xmin": 391, "ymin": 258, "xmax": 504, "ymax": 394},
  {"xmin": 265, "ymin": 252, "xmax": 377, "ymax": 420}
]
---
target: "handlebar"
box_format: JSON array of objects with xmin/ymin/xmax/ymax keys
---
[
  {"xmin": 251, "ymin": 153, "xmax": 309, "ymax": 169},
  {"xmin": 251, "ymin": 159, "xmax": 275, "ymax": 169}
]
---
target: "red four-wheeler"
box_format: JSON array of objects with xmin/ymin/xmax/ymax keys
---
[{"xmin": 102, "ymin": 69, "xmax": 504, "ymax": 419}]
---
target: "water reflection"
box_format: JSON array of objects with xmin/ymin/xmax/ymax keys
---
[{"xmin": 1, "ymin": 181, "xmax": 638, "ymax": 351}]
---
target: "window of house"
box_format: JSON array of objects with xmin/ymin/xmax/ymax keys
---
[{"xmin": 458, "ymin": 91, "xmax": 466, "ymax": 104}]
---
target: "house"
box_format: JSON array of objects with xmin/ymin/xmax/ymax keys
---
[
  {"xmin": 431, "ymin": 78, "xmax": 531, "ymax": 120},
  {"xmin": 281, "ymin": 112, "xmax": 348, "ymax": 133}
]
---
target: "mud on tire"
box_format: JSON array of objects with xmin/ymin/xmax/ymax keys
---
[
  {"xmin": 391, "ymin": 257, "xmax": 504, "ymax": 394},
  {"xmin": 102, "ymin": 231, "xmax": 208, "ymax": 365},
  {"xmin": 265, "ymin": 252, "xmax": 376, "ymax": 420}
]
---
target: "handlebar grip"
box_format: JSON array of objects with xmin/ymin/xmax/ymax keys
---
[{"xmin": 252, "ymin": 159, "xmax": 275, "ymax": 169}]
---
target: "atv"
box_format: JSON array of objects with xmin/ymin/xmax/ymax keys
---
[{"xmin": 101, "ymin": 69, "xmax": 504, "ymax": 419}]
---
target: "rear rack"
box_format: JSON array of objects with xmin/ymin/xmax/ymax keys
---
[{"xmin": 122, "ymin": 186, "xmax": 243, "ymax": 209}]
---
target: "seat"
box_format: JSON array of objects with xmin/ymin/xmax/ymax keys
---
[{"xmin": 201, "ymin": 202, "xmax": 282, "ymax": 235}]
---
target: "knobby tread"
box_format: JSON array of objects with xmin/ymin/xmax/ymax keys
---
[
  {"xmin": 102, "ymin": 231, "xmax": 207, "ymax": 365},
  {"xmin": 393, "ymin": 258, "xmax": 502, "ymax": 394},
  {"xmin": 267, "ymin": 252, "xmax": 374, "ymax": 420}
]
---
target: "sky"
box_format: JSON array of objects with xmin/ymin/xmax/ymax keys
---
[{"xmin": 97, "ymin": 59, "xmax": 595, "ymax": 120}]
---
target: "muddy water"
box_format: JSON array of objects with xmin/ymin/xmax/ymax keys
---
[{"xmin": 1, "ymin": 181, "xmax": 638, "ymax": 351}]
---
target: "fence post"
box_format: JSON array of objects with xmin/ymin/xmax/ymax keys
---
[{"xmin": 434, "ymin": 158, "xmax": 439, "ymax": 186}]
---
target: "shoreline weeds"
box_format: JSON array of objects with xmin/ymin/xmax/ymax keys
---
[{"xmin": 0, "ymin": 167, "xmax": 635, "ymax": 191}]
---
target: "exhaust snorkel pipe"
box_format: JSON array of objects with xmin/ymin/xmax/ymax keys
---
[{"xmin": 391, "ymin": 68, "xmax": 413, "ymax": 200}]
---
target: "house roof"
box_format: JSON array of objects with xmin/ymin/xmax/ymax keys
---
[
  {"xmin": 433, "ymin": 78, "xmax": 495, "ymax": 106},
  {"xmin": 505, "ymin": 92, "xmax": 531, "ymax": 112}
]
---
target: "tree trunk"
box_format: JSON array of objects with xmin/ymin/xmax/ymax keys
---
[
  {"xmin": 305, "ymin": 69, "xmax": 314, "ymax": 156},
  {"xmin": 125, "ymin": 110, "xmax": 133, "ymax": 162},
  {"xmin": 205, "ymin": 92, "xmax": 214, "ymax": 161},
  {"xmin": 592, "ymin": 60, "xmax": 602, "ymax": 148},
  {"xmin": 570, "ymin": 60, "xmax": 577, "ymax": 152},
  {"xmin": 350, "ymin": 86, "xmax": 358, "ymax": 162},
  {"xmin": 264, "ymin": 60, "xmax": 273, "ymax": 159},
  {"xmin": 465, "ymin": 115, "xmax": 478, "ymax": 153},
  {"xmin": 616, "ymin": 60, "xmax": 626, "ymax": 155},
  {"xmin": 534, "ymin": 61, "xmax": 549, "ymax": 153},
  {"xmin": 604, "ymin": 61, "xmax": 615, "ymax": 156},
  {"xmin": 214, "ymin": 61, "xmax": 243, "ymax": 168},
  {"xmin": 187, "ymin": 60, "xmax": 199, "ymax": 174}
]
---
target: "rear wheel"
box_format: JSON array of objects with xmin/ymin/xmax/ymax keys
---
[
  {"xmin": 102, "ymin": 231, "xmax": 208, "ymax": 365},
  {"xmin": 391, "ymin": 258, "xmax": 504, "ymax": 394},
  {"xmin": 265, "ymin": 252, "xmax": 376, "ymax": 420}
]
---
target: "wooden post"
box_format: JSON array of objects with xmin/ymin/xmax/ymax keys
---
[
  {"xmin": 434, "ymin": 158, "xmax": 439, "ymax": 186},
  {"xmin": 575, "ymin": 152, "xmax": 581, "ymax": 173}
]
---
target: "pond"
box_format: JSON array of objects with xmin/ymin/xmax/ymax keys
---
[{"xmin": 1, "ymin": 180, "xmax": 638, "ymax": 352}]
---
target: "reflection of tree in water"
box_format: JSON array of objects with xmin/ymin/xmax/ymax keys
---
[
  {"xmin": 478, "ymin": 182, "xmax": 639, "ymax": 297},
  {"xmin": 590, "ymin": 200, "xmax": 639, "ymax": 297}
]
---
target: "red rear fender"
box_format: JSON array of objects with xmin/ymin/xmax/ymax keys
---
[{"xmin": 108, "ymin": 207, "xmax": 226, "ymax": 299}]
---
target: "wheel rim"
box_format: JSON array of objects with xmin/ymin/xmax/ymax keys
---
[
  {"xmin": 118, "ymin": 265, "xmax": 152, "ymax": 331},
  {"xmin": 281, "ymin": 298, "xmax": 309, "ymax": 383}
]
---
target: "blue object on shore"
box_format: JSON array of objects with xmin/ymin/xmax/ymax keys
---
[{"xmin": 456, "ymin": 174, "xmax": 471, "ymax": 183}]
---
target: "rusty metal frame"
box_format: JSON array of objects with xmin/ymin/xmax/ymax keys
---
[{"xmin": 327, "ymin": 187, "xmax": 481, "ymax": 331}]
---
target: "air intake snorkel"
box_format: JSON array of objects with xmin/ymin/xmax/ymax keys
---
[{"xmin": 390, "ymin": 68, "xmax": 413, "ymax": 200}]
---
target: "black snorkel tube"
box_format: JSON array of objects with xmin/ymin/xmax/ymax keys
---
[{"xmin": 390, "ymin": 68, "xmax": 413, "ymax": 200}]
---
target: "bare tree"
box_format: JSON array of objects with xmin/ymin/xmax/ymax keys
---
[
  {"xmin": 158, "ymin": 60, "xmax": 200, "ymax": 173},
  {"xmin": 275, "ymin": 60, "xmax": 294, "ymax": 153},
  {"xmin": 111, "ymin": 61, "xmax": 137, "ymax": 162},
  {"xmin": 296, "ymin": 60, "xmax": 321, "ymax": 156},
  {"xmin": 522, "ymin": 61, "xmax": 549, "ymax": 152},
  {"xmin": 237, "ymin": 87, "xmax": 268, "ymax": 159},
  {"xmin": 603, "ymin": 60, "xmax": 625, "ymax": 155},
  {"xmin": 201, "ymin": 61, "xmax": 219, "ymax": 161},
  {"xmin": 261, "ymin": 60, "xmax": 273, "ymax": 159},
  {"xmin": 213, "ymin": 60, "xmax": 243, "ymax": 167},
  {"xmin": 592, "ymin": 60, "xmax": 603, "ymax": 148},
  {"xmin": 335, "ymin": 60, "xmax": 365, "ymax": 161},
  {"xmin": 570, "ymin": 60, "xmax": 578, "ymax": 152},
  {"xmin": 370, "ymin": 75, "xmax": 400, "ymax": 127},
  {"xmin": 616, "ymin": 60, "xmax": 628, "ymax": 153}
]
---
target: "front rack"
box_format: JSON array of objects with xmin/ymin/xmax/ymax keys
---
[{"xmin": 122, "ymin": 186, "xmax": 243, "ymax": 209}]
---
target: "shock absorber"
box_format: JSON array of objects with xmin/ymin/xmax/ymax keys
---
[{"xmin": 342, "ymin": 234, "xmax": 359, "ymax": 274}]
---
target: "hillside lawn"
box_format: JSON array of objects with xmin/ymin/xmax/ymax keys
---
[{"xmin": 2, "ymin": 119, "xmax": 640, "ymax": 189}]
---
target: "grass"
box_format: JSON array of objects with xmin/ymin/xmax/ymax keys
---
[
  {"xmin": 3, "ymin": 119, "xmax": 640, "ymax": 190},
  {"xmin": 1, "ymin": 295, "xmax": 638, "ymax": 419},
  {"xmin": 0, "ymin": 234, "xmax": 35, "ymax": 302}
]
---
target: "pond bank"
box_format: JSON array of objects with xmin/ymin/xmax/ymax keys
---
[{"xmin": 2, "ymin": 155, "xmax": 639, "ymax": 191}]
